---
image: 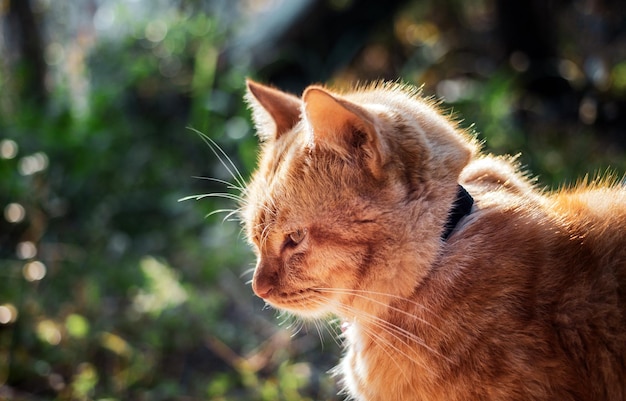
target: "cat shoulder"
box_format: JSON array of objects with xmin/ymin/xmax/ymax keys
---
[{"xmin": 460, "ymin": 154, "xmax": 538, "ymax": 197}]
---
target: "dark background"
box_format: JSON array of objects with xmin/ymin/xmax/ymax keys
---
[{"xmin": 1, "ymin": 0, "xmax": 625, "ymax": 400}]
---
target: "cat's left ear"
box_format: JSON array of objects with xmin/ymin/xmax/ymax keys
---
[
  {"xmin": 245, "ymin": 79, "xmax": 301, "ymax": 141},
  {"xmin": 303, "ymin": 87, "xmax": 385, "ymax": 177}
]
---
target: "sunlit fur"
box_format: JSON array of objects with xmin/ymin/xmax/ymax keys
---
[{"xmin": 241, "ymin": 79, "xmax": 626, "ymax": 401}]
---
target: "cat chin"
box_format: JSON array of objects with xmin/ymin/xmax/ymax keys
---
[
  {"xmin": 274, "ymin": 305, "xmax": 333, "ymax": 320},
  {"xmin": 267, "ymin": 298, "xmax": 337, "ymax": 320}
]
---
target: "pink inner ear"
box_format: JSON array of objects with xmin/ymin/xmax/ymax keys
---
[
  {"xmin": 303, "ymin": 87, "xmax": 385, "ymax": 176},
  {"xmin": 303, "ymin": 87, "xmax": 361, "ymax": 141},
  {"xmin": 247, "ymin": 80, "xmax": 301, "ymax": 139}
]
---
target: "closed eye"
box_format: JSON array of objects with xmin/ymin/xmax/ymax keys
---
[{"xmin": 285, "ymin": 228, "xmax": 307, "ymax": 249}]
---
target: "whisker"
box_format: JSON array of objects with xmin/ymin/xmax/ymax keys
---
[
  {"xmin": 276, "ymin": 312, "xmax": 308, "ymax": 338},
  {"xmin": 291, "ymin": 320, "xmax": 305, "ymax": 337},
  {"xmin": 236, "ymin": 225, "xmax": 249, "ymax": 241},
  {"xmin": 330, "ymin": 301, "xmax": 430, "ymax": 375},
  {"xmin": 317, "ymin": 293, "xmax": 453, "ymax": 364},
  {"xmin": 222, "ymin": 209, "xmax": 244, "ymax": 223},
  {"xmin": 348, "ymin": 317, "xmax": 412, "ymax": 382},
  {"xmin": 315, "ymin": 287, "xmax": 442, "ymax": 319},
  {"xmin": 312, "ymin": 319, "xmax": 326, "ymax": 350},
  {"xmin": 187, "ymin": 127, "xmax": 247, "ymax": 191},
  {"xmin": 322, "ymin": 318, "xmax": 344, "ymax": 348},
  {"xmin": 283, "ymin": 317, "xmax": 299, "ymax": 331},
  {"xmin": 192, "ymin": 175, "xmax": 246, "ymax": 193},
  {"xmin": 260, "ymin": 221, "xmax": 275, "ymax": 250},
  {"xmin": 314, "ymin": 287, "xmax": 448, "ymax": 338},
  {"xmin": 178, "ymin": 192, "xmax": 244, "ymax": 203},
  {"xmin": 205, "ymin": 207, "xmax": 244, "ymax": 224},
  {"xmin": 205, "ymin": 208, "xmax": 239, "ymax": 219},
  {"xmin": 240, "ymin": 267, "xmax": 255, "ymax": 280}
]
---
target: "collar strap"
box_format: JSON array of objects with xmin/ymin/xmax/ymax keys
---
[{"xmin": 442, "ymin": 185, "xmax": 473, "ymax": 240}]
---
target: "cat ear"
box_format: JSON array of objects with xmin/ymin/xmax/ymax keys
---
[
  {"xmin": 303, "ymin": 86, "xmax": 384, "ymax": 177},
  {"xmin": 245, "ymin": 79, "xmax": 301, "ymax": 141}
]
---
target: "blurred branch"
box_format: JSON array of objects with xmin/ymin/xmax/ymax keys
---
[
  {"xmin": 0, "ymin": 384, "xmax": 48, "ymax": 401},
  {"xmin": 6, "ymin": 0, "xmax": 47, "ymax": 105}
]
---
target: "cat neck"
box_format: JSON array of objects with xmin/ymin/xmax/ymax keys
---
[{"xmin": 341, "ymin": 185, "xmax": 474, "ymax": 321}]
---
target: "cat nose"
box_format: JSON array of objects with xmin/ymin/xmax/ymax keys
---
[
  {"xmin": 252, "ymin": 260, "xmax": 277, "ymax": 299},
  {"xmin": 252, "ymin": 274, "xmax": 274, "ymax": 299},
  {"xmin": 252, "ymin": 277, "xmax": 274, "ymax": 299}
]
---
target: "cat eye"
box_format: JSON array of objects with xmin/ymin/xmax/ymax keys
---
[{"xmin": 287, "ymin": 229, "xmax": 307, "ymax": 246}]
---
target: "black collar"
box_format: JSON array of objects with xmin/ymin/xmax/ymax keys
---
[{"xmin": 442, "ymin": 185, "xmax": 474, "ymax": 240}]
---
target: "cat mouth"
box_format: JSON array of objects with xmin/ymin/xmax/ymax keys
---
[{"xmin": 265, "ymin": 289, "xmax": 332, "ymax": 316}]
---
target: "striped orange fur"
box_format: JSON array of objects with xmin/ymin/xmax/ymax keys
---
[{"xmin": 242, "ymin": 79, "xmax": 626, "ymax": 401}]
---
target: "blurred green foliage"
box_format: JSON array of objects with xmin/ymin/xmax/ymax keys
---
[
  {"xmin": 1, "ymin": 0, "xmax": 625, "ymax": 400},
  {"xmin": 0, "ymin": 4, "xmax": 318, "ymax": 401}
]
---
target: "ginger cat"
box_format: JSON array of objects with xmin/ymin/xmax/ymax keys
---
[{"xmin": 242, "ymin": 79, "xmax": 626, "ymax": 401}]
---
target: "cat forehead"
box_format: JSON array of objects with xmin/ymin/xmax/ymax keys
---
[
  {"xmin": 246, "ymin": 150, "xmax": 355, "ymax": 230},
  {"xmin": 259, "ymin": 126, "xmax": 308, "ymax": 179}
]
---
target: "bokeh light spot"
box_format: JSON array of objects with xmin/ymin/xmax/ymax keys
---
[
  {"xmin": 404, "ymin": 22, "xmax": 440, "ymax": 47},
  {"xmin": 17, "ymin": 241, "xmax": 37, "ymax": 259},
  {"xmin": 18, "ymin": 152, "xmax": 49, "ymax": 175},
  {"xmin": 579, "ymin": 97, "xmax": 597, "ymax": 125},
  {"xmin": 0, "ymin": 139, "xmax": 18, "ymax": 159},
  {"xmin": 4, "ymin": 202, "xmax": 25, "ymax": 223},
  {"xmin": 23, "ymin": 260, "xmax": 47, "ymax": 282},
  {"xmin": 0, "ymin": 303, "xmax": 18, "ymax": 324},
  {"xmin": 93, "ymin": 4, "xmax": 116, "ymax": 32},
  {"xmin": 48, "ymin": 373, "xmax": 66, "ymax": 391},
  {"xmin": 37, "ymin": 319, "xmax": 62, "ymax": 345},
  {"xmin": 145, "ymin": 20, "xmax": 168, "ymax": 43},
  {"xmin": 509, "ymin": 51, "xmax": 529, "ymax": 73},
  {"xmin": 66, "ymin": 314, "xmax": 90, "ymax": 339}
]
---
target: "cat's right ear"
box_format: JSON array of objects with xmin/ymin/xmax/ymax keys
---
[
  {"xmin": 302, "ymin": 86, "xmax": 385, "ymax": 178},
  {"xmin": 245, "ymin": 79, "xmax": 301, "ymax": 141}
]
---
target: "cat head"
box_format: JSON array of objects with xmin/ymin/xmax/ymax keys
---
[{"xmin": 243, "ymin": 80, "xmax": 476, "ymax": 319}]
